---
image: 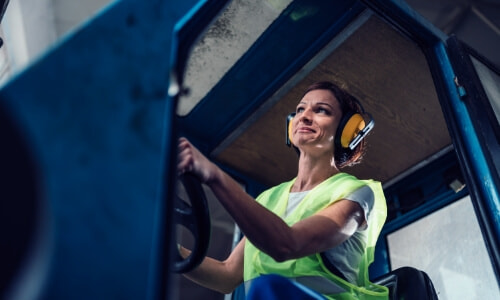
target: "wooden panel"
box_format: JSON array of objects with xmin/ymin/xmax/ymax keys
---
[{"xmin": 214, "ymin": 16, "xmax": 451, "ymax": 187}]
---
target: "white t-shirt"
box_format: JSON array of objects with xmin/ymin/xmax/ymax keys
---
[{"xmin": 286, "ymin": 185, "xmax": 375, "ymax": 284}]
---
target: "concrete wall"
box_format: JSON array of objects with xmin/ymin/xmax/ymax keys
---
[{"xmin": 0, "ymin": 0, "xmax": 112, "ymax": 82}]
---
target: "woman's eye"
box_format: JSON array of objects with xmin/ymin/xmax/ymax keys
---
[
  {"xmin": 296, "ymin": 107, "xmax": 304, "ymax": 113},
  {"xmin": 317, "ymin": 108, "xmax": 329, "ymax": 114}
]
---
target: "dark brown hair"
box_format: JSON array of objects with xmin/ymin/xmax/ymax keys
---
[{"xmin": 303, "ymin": 81, "xmax": 367, "ymax": 168}]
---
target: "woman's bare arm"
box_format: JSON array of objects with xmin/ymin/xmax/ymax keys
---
[
  {"xmin": 180, "ymin": 238, "xmax": 245, "ymax": 294},
  {"xmin": 177, "ymin": 137, "xmax": 364, "ymax": 263},
  {"xmin": 207, "ymin": 166, "xmax": 364, "ymax": 261}
]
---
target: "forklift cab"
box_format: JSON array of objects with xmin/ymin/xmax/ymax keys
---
[{"xmin": 0, "ymin": 0, "xmax": 499, "ymax": 299}]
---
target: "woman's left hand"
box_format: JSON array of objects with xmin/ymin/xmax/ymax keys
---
[{"xmin": 177, "ymin": 137, "xmax": 217, "ymax": 183}]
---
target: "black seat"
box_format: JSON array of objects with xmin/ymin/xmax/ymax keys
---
[{"xmin": 373, "ymin": 267, "xmax": 439, "ymax": 300}]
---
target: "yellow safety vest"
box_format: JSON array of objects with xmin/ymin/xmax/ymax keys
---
[{"xmin": 243, "ymin": 172, "xmax": 388, "ymax": 300}]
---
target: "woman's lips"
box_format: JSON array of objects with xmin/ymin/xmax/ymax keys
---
[{"xmin": 297, "ymin": 127, "xmax": 315, "ymax": 133}]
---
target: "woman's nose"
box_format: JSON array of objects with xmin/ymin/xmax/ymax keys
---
[{"xmin": 299, "ymin": 109, "xmax": 312, "ymax": 123}]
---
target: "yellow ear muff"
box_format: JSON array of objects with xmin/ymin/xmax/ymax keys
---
[
  {"xmin": 286, "ymin": 113, "xmax": 295, "ymax": 146},
  {"xmin": 288, "ymin": 117, "xmax": 294, "ymax": 145},
  {"xmin": 340, "ymin": 113, "xmax": 365, "ymax": 148}
]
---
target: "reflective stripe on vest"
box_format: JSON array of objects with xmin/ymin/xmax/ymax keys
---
[{"xmin": 245, "ymin": 275, "xmax": 347, "ymax": 295}]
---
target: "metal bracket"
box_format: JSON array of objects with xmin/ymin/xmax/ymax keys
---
[{"xmin": 454, "ymin": 76, "xmax": 467, "ymax": 98}]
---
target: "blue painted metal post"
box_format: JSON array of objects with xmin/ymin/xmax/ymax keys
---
[
  {"xmin": 0, "ymin": 0, "xmax": 200, "ymax": 299},
  {"xmin": 432, "ymin": 42, "xmax": 500, "ymax": 271}
]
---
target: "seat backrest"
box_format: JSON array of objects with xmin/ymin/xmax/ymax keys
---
[{"xmin": 373, "ymin": 267, "xmax": 439, "ymax": 300}]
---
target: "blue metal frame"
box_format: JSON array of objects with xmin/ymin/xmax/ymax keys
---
[
  {"xmin": 370, "ymin": 150, "xmax": 469, "ymax": 277},
  {"xmin": 360, "ymin": 0, "xmax": 446, "ymax": 45},
  {"xmin": 178, "ymin": 0, "xmax": 366, "ymax": 152},
  {"xmin": 174, "ymin": 0, "xmax": 500, "ymax": 285},
  {"xmin": 0, "ymin": 0, "xmax": 223, "ymax": 299},
  {"xmin": 430, "ymin": 42, "xmax": 500, "ymax": 279},
  {"xmin": 349, "ymin": 0, "xmax": 500, "ymax": 282}
]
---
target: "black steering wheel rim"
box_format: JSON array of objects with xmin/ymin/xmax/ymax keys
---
[{"xmin": 172, "ymin": 172, "xmax": 211, "ymax": 273}]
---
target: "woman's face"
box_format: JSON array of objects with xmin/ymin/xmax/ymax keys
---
[{"xmin": 292, "ymin": 89, "xmax": 343, "ymax": 155}]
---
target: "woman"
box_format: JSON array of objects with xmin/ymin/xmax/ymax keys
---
[{"xmin": 177, "ymin": 81, "xmax": 388, "ymax": 299}]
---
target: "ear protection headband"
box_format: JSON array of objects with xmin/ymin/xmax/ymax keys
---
[{"xmin": 286, "ymin": 104, "xmax": 374, "ymax": 151}]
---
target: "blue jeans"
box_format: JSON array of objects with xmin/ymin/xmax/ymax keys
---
[{"xmin": 246, "ymin": 274, "xmax": 326, "ymax": 299}]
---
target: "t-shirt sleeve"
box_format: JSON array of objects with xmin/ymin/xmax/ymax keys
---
[{"xmin": 344, "ymin": 185, "xmax": 374, "ymax": 231}]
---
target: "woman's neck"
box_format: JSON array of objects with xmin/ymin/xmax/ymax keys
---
[{"xmin": 291, "ymin": 153, "xmax": 339, "ymax": 192}]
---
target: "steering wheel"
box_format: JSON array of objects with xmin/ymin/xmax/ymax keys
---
[{"xmin": 172, "ymin": 172, "xmax": 211, "ymax": 273}]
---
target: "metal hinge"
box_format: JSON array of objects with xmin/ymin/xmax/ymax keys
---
[{"xmin": 454, "ymin": 76, "xmax": 467, "ymax": 98}]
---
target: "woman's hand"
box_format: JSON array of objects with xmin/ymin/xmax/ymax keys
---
[{"xmin": 177, "ymin": 137, "xmax": 218, "ymax": 183}]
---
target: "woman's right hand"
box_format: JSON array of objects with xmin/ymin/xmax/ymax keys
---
[{"xmin": 177, "ymin": 137, "xmax": 217, "ymax": 184}]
